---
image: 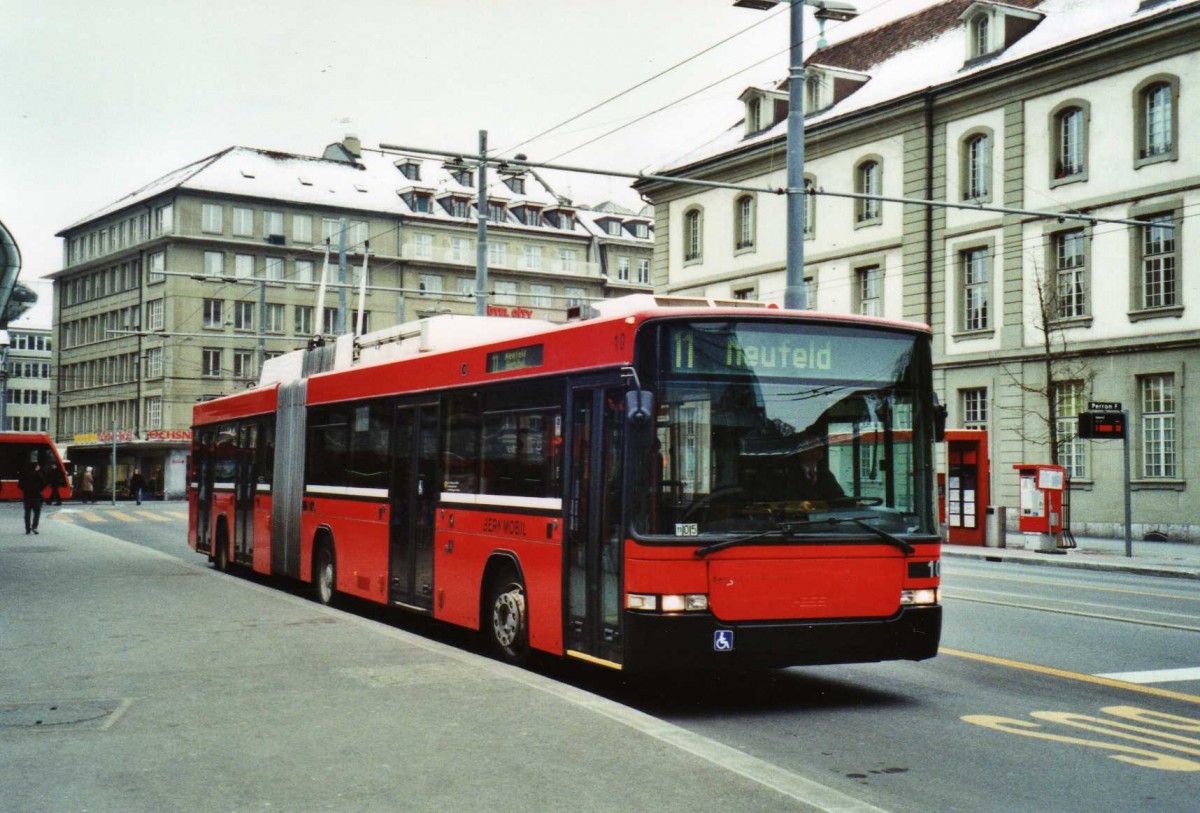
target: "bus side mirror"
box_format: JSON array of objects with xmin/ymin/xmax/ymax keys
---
[{"xmin": 626, "ymin": 390, "xmax": 654, "ymax": 430}]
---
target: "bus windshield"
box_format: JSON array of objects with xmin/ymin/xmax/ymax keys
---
[{"xmin": 633, "ymin": 321, "xmax": 935, "ymax": 539}]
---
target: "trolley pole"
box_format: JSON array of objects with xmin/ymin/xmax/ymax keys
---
[
  {"xmin": 1123, "ymin": 409, "xmax": 1132, "ymax": 558},
  {"xmin": 475, "ymin": 129, "xmax": 489, "ymax": 316}
]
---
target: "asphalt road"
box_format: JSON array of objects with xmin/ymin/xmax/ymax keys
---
[{"xmin": 13, "ymin": 503, "xmax": 1200, "ymax": 812}]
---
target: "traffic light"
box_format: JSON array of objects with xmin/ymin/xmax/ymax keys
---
[{"xmin": 1078, "ymin": 411, "xmax": 1125, "ymax": 439}]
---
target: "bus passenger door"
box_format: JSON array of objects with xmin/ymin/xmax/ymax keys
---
[
  {"xmin": 389, "ymin": 402, "xmax": 438, "ymax": 610},
  {"xmin": 234, "ymin": 422, "xmax": 257, "ymax": 565},
  {"xmin": 565, "ymin": 385, "xmax": 625, "ymax": 667},
  {"xmin": 195, "ymin": 429, "xmax": 215, "ymax": 555}
]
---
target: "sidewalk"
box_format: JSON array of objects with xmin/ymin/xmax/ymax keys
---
[{"xmin": 943, "ymin": 533, "xmax": 1200, "ymax": 580}]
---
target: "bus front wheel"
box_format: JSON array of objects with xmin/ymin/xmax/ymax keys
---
[{"xmin": 485, "ymin": 574, "xmax": 529, "ymax": 665}]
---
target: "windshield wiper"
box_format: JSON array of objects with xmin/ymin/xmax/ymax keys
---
[{"xmin": 693, "ymin": 516, "xmax": 914, "ymax": 558}]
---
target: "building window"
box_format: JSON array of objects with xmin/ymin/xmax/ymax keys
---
[
  {"xmin": 145, "ymin": 396, "xmax": 162, "ymax": 430},
  {"xmin": 637, "ymin": 258, "xmax": 650, "ymax": 284},
  {"xmin": 232, "ymin": 207, "xmax": 254, "ymax": 237},
  {"xmin": 203, "ymin": 251, "xmax": 224, "ymax": 278},
  {"xmin": 347, "ymin": 221, "xmax": 368, "ymax": 251},
  {"xmin": 961, "ymin": 248, "xmax": 989, "ymax": 331},
  {"xmin": 235, "ymin": 254, "xmax": 254, "ymax": 280},
  {"xmin": 605, "ymin": 220, "xmax": 623, "ymax": 237},
  {"xmin": 1053, "ymin": 229, "xmax": 1087, "ymax": 319},
  {"xmin": 147, "ymin": 347, "xmax": 165, "ymax": 378},
  {"xmin": 556, "ymin": 211, "xmax": 574, "ymax": 230},
  {"xmin": 1140, "ymin": 374, "xmax": 1176, "ymax": 479},
  {"xmin": 447, "ymin": 198, "xmax": 469, "ymax": 219},
  {"xmin": 202, "ymin": 203, "xmax": 223, "ymax": 234},
  {"xmin": 683, "ymin": 207, "xmax": 703, "ymax": 263},
  {"xmin": 530, "ymin": 284, "xmax": 552, "ymax": 308},
  {"xmin": 733, "ymin": 286, "xmax": 756, "ymax": 301},
  {"xmin": 615, "ymin": 256, "xmax": 630, "ymax": 281},
  {"xmin": 961, "ymin": 388, "xmax": 988, "ymax": 430},
  {"xmin": 203, "ymin": 299, "xmax": 224, "ymax": 329},
  {"xmin": 202, "ymin": 348, "xmax": 223, "ymax": 378},
  {"xmin": 321, "ymin": 218, "xmax": 340, "ymax": 243},
  {"xmin": 856, "ymin": 265, "xmax": 882, "ymax": 317},
  {"xmin": 154, "ymin": 203, "xmax": 174, "ymax": 235},
  {"xmin": 487, "ymin": 202, "xmax": 507, "ymax": 223},
  {"xmin": 264, "ymin": 303, "xmax": 284, "ymax": 333},
  {"xmin": 634, "ymin": 222, "xmax": 649, "ymax": 239},
  {"xmin": 265, "ymin": 256, "xmax": 283, "ymax": 281},
  {"xmin": 565, "ymin": 287, "xmax": 586, "ymax": 308},
  {"xmin": 505, "ymin": 176, "xmax": 525, "ymax": 194},
  {"xmin": 1055, "ymin": 381, "xmax": 1087, "ymax": 480},
  {"xmin": 524, "ymin": 245, "xmax": 543, "ymax": 271},
  {"xmin": 855, "ymin": 159, "xmax": 881, "ymax": 225},
  {"xmin": 746, "ymin": 96, "xmax": 762, "ymax": 134},
  {"xmin": 234, "ymin": 301, "xmax": 254, "ymax": 331},
  {"xmin": 234, "ymin": 350, "xmax": 255, "ymax": 380},
  {"xmin": 1136, "ymin": 77, "xmax": 1178, "ymax": 165},
  {"xmin": 450, "ymin": 237, "xmax": 472, "ymax": 262},
  {"xmin": 1053, "ymin": 104, "xmax": 1087, "ymax": 181},
  {"xmin": 418, "ymin": 274, "xmax": 443, "ymax": 296},
  {"xmin": 735, "ymin": 195, "xmax": 756, "ymax": 250},
  {"xmin": 1139, "ymin": 214, "xmax": 1177, "ymax": 311},
  {"xmin": 559, "ymin": 248, "xmax": 578, "ymax": 273},
  {"xmin": 411, "ymin": 193, "xmax": 432, "ymax": 214},
  {"xmin": 264, "ymin": 211, "xmax": 284, "ymax": 239},
  {"xmin": 413, "ymin": 233, "xmax": 433, "ymax": 260},
  {"xmin": 293, "ymin": 214, "xmax": 313, "ymax": 243},
  {"xmin": 322, "ymin": 308, "xmax": 340, "ymax": 335},
  {"xmin": 148, "ymin": 251, "xmax": 165, "ymax": 283},
  {"xmin": 456, "ymin": 278, "xmax": 475, "ymax": 297},
  {"xmin": 147, "ymin": 299, "xmax": 164, "ymax": 332},
  {"xmin": 294, "ymin": 305, "xmax": 313, "ymax": 336},
  {"xmin": 397, "ymin": 160, "xmax": 421, "ymax": 181},
  {"xmin": 295, "ymin": 259, "xmax": 314, "ymax": 285},
  {"xmin": 494, "ymin": 281, "xmax": 517, "ymax": 306},
  {"xmin": 968, "ymin": 12, "xmax": 990, "ymax": 59},
  {"xmin": 962, "ymin": 132, "xmax": 991, "ymax": 202},
  {"xmin": 804, "ymin": 73, "xmax": 823, "ymax": 114},
  {"xmin": 451, "ymin": 169, "xmax": 473, "ymax": 187},
  {"xmin": 487, "ymin": 242, "xmax": 508, "ymax": 267}
]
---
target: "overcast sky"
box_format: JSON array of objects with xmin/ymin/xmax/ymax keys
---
[{"xmin": 2, "ymin": 0, "xmax": 931, "ymax": 327}]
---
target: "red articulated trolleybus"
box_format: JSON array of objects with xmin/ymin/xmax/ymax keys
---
[{"xmin": 189, "ymin": 295, "xmax": 942, "ymax": 671}]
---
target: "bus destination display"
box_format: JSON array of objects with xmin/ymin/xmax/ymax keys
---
[{"xmin": 486, "ymin": 344, "xmax": 544, "ymax": 374}]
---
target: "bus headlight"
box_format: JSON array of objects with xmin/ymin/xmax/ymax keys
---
[
  {"xmin": 627, "ymin": 593, "xmax": 709, "ymax": 613},
  {"xmin": 900, "ymin": 588, "xmax": 940, "ymax": 606}
]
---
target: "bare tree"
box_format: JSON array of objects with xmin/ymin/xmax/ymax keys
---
[{"xmin": 1002, "ymin": 259, "xmax": 1094, "ymax": 466}]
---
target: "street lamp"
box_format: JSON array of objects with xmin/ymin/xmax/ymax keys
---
[{"xmin": 734, "ymin": 0, "xmax": 859, "ymax": 310}]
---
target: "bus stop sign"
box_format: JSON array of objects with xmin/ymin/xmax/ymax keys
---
[{"xmin": 1078, "ymin": 410, "xmax": 1125, "ymax": 439}]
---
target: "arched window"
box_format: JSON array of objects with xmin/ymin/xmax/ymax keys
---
[
  {"xmin": 734, "ymin": 195, "xmax": 756, "ymax": 251},
  {"xmin": 970, "ymin": 13, "xmax": 990, "ymax": 59},
  {"xmin": 1056, "ymin": 106, "xmax": 1085, "ymax": 178},
  {"xmin": 855, "ymin": 159, "xmax": 882, "ymax": 225},
  {"xmin": 683, "ymin": 207, "xmax": 703, "ymax": 263},
  {"xmin": 1134, "ymin": 75, "xmax": 1179, "ymax": 166},
  {"xmin": 962, "ymin": 131, "xmax": 991, "ymax": 201}
]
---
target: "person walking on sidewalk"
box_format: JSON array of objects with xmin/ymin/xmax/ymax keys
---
[
  {"xmin": 47, "ymin": 462, "xmax": 66, "ymax": 506},
  {"xmin": 129, "ymin": 468, "xmax": 146, "ymax": 505},
  {"xmin": 18, "ymin": 464, "xmax": 47, "ymax": 535},
  {"xmin": 79, "ymin": 466, "xmax": 95, "ymax": 504}
]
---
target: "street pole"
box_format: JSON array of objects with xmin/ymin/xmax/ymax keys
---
[
  {"xmin": 784, "ymin": 0, "xmax": 808, "ymax": 310},
  {"xmin": 111, "ymin": 418, "xmax": 117, "ymax": 506},
  {"xmin": 336, "ymin": 218, "xmax": 348, "ymax": 335},
  {"xmin": 1123, "ymin": 409, "xmax": 1133, "ymax": 558},
  {"xmin": 475, "ymin": 129, "xmax": 489, "ymax": 316}
]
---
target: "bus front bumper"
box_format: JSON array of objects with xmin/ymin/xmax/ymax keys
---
[{"xmin": 622, "ymin": 606, "xmax": 941, "ymax": 671}]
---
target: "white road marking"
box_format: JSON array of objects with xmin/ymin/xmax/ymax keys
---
[{"xmin": 1095, "ymin": 667, "xmax": 1200, "ymax": 684}]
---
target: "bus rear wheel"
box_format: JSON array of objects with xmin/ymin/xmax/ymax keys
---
[
  {"xmin": 486, "ymin": 574, "xmax": 529, "ymax": 665},
  {"xmin": 313, "ymin": 542, "xmax": 336, "ymax": 606}
]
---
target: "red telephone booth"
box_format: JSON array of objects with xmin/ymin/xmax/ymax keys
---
[
  {"xmin": 1013, "ymin": 464, "xmax": 1066, "ymax": 535},
  {"xmin": 940, "ymin": 430, "xmax": 989, "ymax": 545}
]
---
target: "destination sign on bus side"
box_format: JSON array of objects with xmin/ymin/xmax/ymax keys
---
[
  {"xmin": 486, "ymin": 344, "xmax": 544, "ymax": 374},
  {"xmin": 667, "ymin": 326, "xmax": 914, "ymax": 383}
]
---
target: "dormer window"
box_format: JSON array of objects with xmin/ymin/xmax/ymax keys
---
[
  {"xmin": 441, "ymin": 195, "xmax": 470, "ymax": 219},
  {"xmin": 451, "ymin": 169, "xmax": 474, "ymax": 187},
  {"xmin": 395, "ymin": 159, "xmax": 422, "ymax": 181},
  {"xmin": 604, "ymin": 220, "xmax": 623, "ymax": 237},
  {"xmin": 548, "ymin": 209, "xmax": 574, "ymax": 230},
  {"xmin": 399, "ymin": 186, "xmax": 435, "ymax": 215},
  {"xmin": 747, "ymin": 97, "xmax": 763, "ymax": 133},
  {"xmin": 959, "ymin": 2, "xmax": 1043, "ymax": 63},
  {"xmin": 803, "ymin": 65, "xmax": 869, "ymax": 115},
  {"xmin": 632, "ymin": 222, "xmax": 649, "ymax": 239},
  {"xmin": 487, "ymin": 201, "xmax": 507, "ymax": 223},
  {"xmin": 504, "ymin": 176, "xmax": 526, "ymax": 195},
  {"xmin": 740, "ymin": 87, "xmax": 788, "ymax": 136}
]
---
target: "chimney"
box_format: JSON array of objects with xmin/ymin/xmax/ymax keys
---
[{"xmin": 343, "ymin": 133, "xmax": 362, "ymax": 158}]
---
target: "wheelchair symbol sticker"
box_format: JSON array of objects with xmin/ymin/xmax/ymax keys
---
[{"xmin": 714, "ymin": 630, "xmax": 734, "ymax": 652}]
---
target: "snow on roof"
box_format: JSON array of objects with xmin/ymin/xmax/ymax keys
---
[
  {"xmin": 60, "ymin": 142, "xmax": 581, "ymax": 235},
  {"xmin": 655, "ymin": 0, "xmax": 1197, "ymax": 173}
]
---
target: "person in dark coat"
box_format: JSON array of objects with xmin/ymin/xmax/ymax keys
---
[
  {"xmin": 129, "ymin": 468, "xmax": 146, "ymax": 505},
  {"xmin": 19, "ymin": 464, "xmax": 47, "ymax": 535},
  {"xmin": 47, "ymin": 463, "xmax": 66, "ymax": 505}
]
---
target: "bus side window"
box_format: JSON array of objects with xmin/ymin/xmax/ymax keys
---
[{"xmin": 443, "ymin": 393, "xmax": 480, "ymax": 495}]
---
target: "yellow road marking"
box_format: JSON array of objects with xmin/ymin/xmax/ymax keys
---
[
  {"xmin": 941, "ymin": 648, "xmax": 1200, "ymax": 705},
  {"xmin": 78, "ymin": 510, "xmax": 106, "ymax": 523},
  {"xmin": 166, "ymin": 510, "xmax": 189, "ymax": 520},
  {"xmin": 109, "ymin": 511, "xmax": 137, "ymax": 521},
  {"xmin": 133, "ymin": 510, "xmax": 171, "ymax": 522}
]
